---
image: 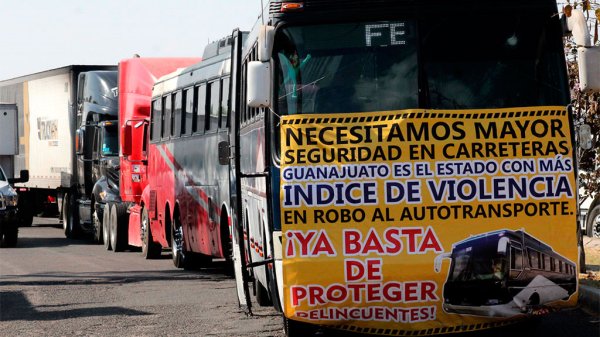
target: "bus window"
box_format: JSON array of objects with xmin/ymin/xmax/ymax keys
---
[
  {"xmin": 208, "ymin": 81, "xmax": 220, "ymax": 131},
  {"xmin": 544, "ymin": 255, "xmax": 551, "ymax": 271},
  {"xmin": 550, "ymin": 257, "xmax": 556, "ymax": 271},
  {"xmin": 195, "ymin": 85, "xmax": 207, "ymax": 134},
  {"xmin": 528, "ymin": 249, "xmax": 541, "ymax": 269},
  {"xmin": 160, "ymin": 96, "xmax": 168, "ymax": 139},
  {"xmin": 174, "ymin": 91, "xmax": 183, "ymax": 137},
  {"xmin": 220, "ymin": 77, "xmax": 230, "ymax": 128},
  {"xmin": 510, "ymin": 246, "xmax": 522, "ymax": 270},
  {"xmin": 184, "ymin": 88, "xmax": 194, "ymax": 135},
  {"xmin": 559, "ymin": 261, "xmax": 563, "ymax": 273},
  {"xmin": 151, "ymin": 99, "xmax": 161, "ymax": 142}
]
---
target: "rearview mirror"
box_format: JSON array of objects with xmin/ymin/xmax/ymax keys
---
[{"xmin": 247, "ymin": 61, "xmax": 271, "ymax": 108}]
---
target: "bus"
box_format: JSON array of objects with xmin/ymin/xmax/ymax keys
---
[
  {"xmin": 225, "ymin": 0, "xmax": 599, "ymax": 336},
  {"xmin": 145, "ymin": 39, "xmax": 239, "ymax": 267},
  {"xmin": 434, "ymin": 229, "xmax": 577, "ymax": 317}
]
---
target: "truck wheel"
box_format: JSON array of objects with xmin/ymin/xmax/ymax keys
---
[
  {"xmin": 66, "ymin": 193, "xmax": 81, "ymax": 239},
  {"xmin": 141, "ymin": 207, "xmax": 161, "ymax": 259},
  {"xmin": 92, "ymin": 201, "xmax": 103, "ymax": 244},
  {"xmin": 62, "ymin": 194, "xmax": 71, "ymax": 238},
  {"xmin": 110, "ymin": 203, "xmax": 128, "ymax": 252},
  {"xmin": 103, "ymin": 202, "xmax": 112, "ymax": 250},
  {"xmin": 586, "ymin": 204, "xmax": 600, "ymax": 238},
  {"xmin": 1, "ymin": 226, "xmax": 18, "ymax": 248}
]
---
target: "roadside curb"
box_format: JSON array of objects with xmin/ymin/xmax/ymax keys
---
[{"xmin": 579, "ymin": 285, "xmax": 600, "ymax": 315}]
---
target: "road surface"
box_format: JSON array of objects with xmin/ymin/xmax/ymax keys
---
[{"xmin": 1, "ymin": 218, "xmax": 598, "ymax": 336}]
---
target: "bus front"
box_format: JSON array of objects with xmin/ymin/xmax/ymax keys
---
[{"xmin": 253, "ymin": 0, "xmax": 579, "ymax": 335}]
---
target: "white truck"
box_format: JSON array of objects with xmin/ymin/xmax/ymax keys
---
[{"xmin": 0, "ymin": 66, "xmax": 114, "ymax": 227}]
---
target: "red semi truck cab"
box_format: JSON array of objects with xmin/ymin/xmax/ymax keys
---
[{"xmin": 115, "ymin": 57, "xmax": 200, "ymax": 250}]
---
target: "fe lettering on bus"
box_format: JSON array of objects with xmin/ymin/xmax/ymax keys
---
[{"xmin": 365, "ymin": 22, "xmax": 406, "ymax": 47}]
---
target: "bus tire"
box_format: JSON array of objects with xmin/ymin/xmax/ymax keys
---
[
  {"xmin": 586, "ymin": 204, "xmax": 600, "ymax": 238},
  {"xmin": 172, "ymin": 213, "xmax": 186, "ymax": 268},
  {"xmin": 110, "ymin": 203, "xmax": 128, "ymax": 252},
  {"xmin": 141, "ymin": 206, "xmax": 161, "ymax": 259},
  {"xmin": 255, "ymin": 228, "xmax": 272, "ymax": 307},
  {"xmin": 184, "ymin": 253, "xmax": 212, "ymax": 270},
  {"xmin": 255, "ymin": 279, "xmax": 272, "ymax": 307},
  {"xmin": 103, "ymin": 202, "xmax": 112, "ymax": 250}
]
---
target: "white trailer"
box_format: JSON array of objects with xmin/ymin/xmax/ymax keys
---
[{"xmin": 0, "ymin": 65, "xmax": 115, "ymax": 226}]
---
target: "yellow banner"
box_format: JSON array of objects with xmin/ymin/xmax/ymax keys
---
[{"xmin": 280, "ymin": 107, "xmax": 578, "ymax": 334}]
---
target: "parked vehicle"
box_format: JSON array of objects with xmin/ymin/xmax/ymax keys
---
[
  {"xmin": 0, "ymin": 66, "xmax": 115, "ymax": 231},
  {"xmin": 0, "ymin": 164, "xmax": 28, "ymax": 247},
  {"xmin": 215, "ymin": 0, "xmax": 600, "ymax": 336},
  {"xmin": 98, "ymin": 57, "xmax": 200, "ymax": 252}
]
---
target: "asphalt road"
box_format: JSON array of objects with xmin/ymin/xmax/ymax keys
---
[
  {"xmin": 0, "ymin": 217, "xmax": 284, "ymax": 337},
  {"xmin": 1, "ymin": 218, "xmax": 598, "ymax": 337}
]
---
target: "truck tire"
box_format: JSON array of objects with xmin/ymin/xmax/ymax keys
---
[
  {"xmin": 110, "ymin": 203, "xmax": 128, "ymax": 252},
  {"xmin": 62, "ymin": 194, "xmax": 71, "ymax": 238},
  {"xmin": 1, "ymin": 226, "xmax": 18, "ymax": 248},
  {"xmin": 19, "ymin": 211, "xmax": 34, "ymax": 228},
  {"xmin": 141, "ymin": 207, "xmax": 161, "ymax": 259},
  {"xmin": 92, "ymin": 201, "xmax": 103, "ymax": 244},
  {"xmin": 103, "ymin": 202, "xmax": 112, "ymax": 250},
  {"xmin": 66, "ymin": 193, "xmax": 81, "ymax": 239},
  {"xmin": 586, "ymin": 204, "xmax": 600, "ymax": 238}
]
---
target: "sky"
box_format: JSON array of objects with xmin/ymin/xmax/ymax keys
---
[{"xmin": 0, "ymin": 0, "xmax": 263, "ymax": 80}]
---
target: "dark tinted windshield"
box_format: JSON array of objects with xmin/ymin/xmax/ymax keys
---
[
  {"xmin": 0, "ymin": 167, "xmax": 6, "ymax": 181},
  {"xmin": 274, "ymin": 6, "xmax": 568, "ymax": 115},
  {"xmin": 102, "ymin": 124, "xmax": 118, "ymax": 156},
  {"xmin": 449, "ymin": 245, "xmax": 508, "ymax": 282}
]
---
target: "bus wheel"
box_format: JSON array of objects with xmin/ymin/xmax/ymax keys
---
[
  {"xmin": 141, "ymin": 207, "xmax": 161, "ymax": 259},
  {"xmin": 92, "ymin": 201, "xmax": 102, "ymax": 244},
  {"xmin": 255, "ymin": 229, "xmax": 272, "ymax": 307},
  {"xmin": 110, "ymin": 203, "xmax": 128, "ymax": 252},
  {"xmin": 103, "ymin": 203, "xmax": 112, "ymax": 250},
  {"xmin": 172, "ymin": 214, "xmax": 186, "ymax": 268},
  {"xmin": 586, "ymin": 204, "xmax": 600, "ymax": 238}
]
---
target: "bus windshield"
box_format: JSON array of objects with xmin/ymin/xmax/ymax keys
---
[
  {"xmin": 449, "ymin": 246, "xmax": 508, "ymax": 282},
  {"xmin": 274, "ymin": 7, "xmax": 568, "ymax": 115}
]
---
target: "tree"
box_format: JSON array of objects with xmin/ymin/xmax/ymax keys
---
[{"xmin": 561, "ymin": 1, "xmax": 600, "ymax": 272}]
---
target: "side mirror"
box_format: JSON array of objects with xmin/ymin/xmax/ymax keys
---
[
  {"xmin": 578, "ymin": 47, "xmax": 600, "ymax": 93},
  {"xmin": 247, "ymin": 61, "xmax": 271, "ymax": 108},
  {"xmin": 434, "ymin": 252, "xmax": 451, "ymax": 273},
  {"xmin": 218, "ymin": 141, "xmax": 230, "ymax": 165},
  {"xmin": 258, "ymin": 25, "xmax": 275, "ymax": 62},
  {"xmin": 123, "ymin": 124, "xmax": 132, "ymax": 156},
  {"xmin": 579, "ymin": 123, "xmax": 593, "ymax": 150},
  {"xmin": 75, "ymin": 128, "xmax": 85, "ymax": 155},
  {"xmin": 8, "ymin": 170, "xmax": 29, "ymax": 184}
]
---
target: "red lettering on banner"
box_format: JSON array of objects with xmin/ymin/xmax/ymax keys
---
[{"xmin": 343, "ymin": 227, "xmax": 443, "ymax": 256}]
